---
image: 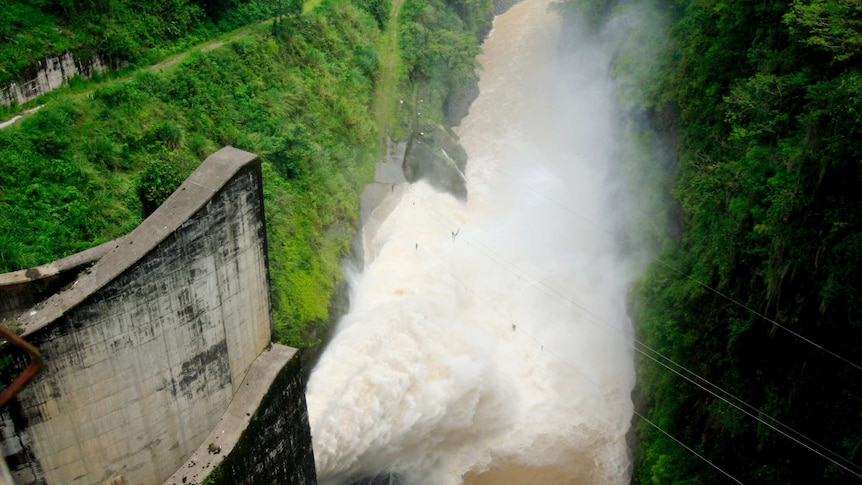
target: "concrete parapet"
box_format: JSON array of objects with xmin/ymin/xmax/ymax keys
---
[
  {"xmin": 164, "ymin": 344, "xmax": 316, "ymax": 485},
  {"xmin": 0, "ymin": 238, "xmax": 122, "ymax": 321},
  {"xmin": 0, "ymin": 147, "xmax": 293, "ymax": 485},
  {"xmin": 16, "ymin": 146, "xmax": 263, "ymax": 337}
]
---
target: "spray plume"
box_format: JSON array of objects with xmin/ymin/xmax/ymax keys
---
[{"xmin": 306, "ymin": 0, "xmax": 666, "ymax": 483}]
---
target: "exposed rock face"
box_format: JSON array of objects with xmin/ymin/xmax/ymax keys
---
[
  {"xmin": 444, "ymin": 75, "xmax": 481, "ymax": 128},
  {"xmin": 402, "ymin": 124, "xmax": 468, "ymax": 200},
  {"xmin": 1, "ymin": 53, "xmax": 109, "ymax": 106}
]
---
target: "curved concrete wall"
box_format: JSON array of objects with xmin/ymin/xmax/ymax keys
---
[
  {"xmin": 0, "ymin": 238, "xmax": 121, "ymax": 321},
  {"xmin": 1, "ymin": 147, "xmax": 276, "ymax": 485}
]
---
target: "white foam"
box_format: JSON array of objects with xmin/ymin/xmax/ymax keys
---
[{"xmin": 306, "ymin": 0, "xmax": 649, "ymax": 483}]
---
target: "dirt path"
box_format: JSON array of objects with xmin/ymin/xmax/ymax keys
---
[
  {"xmin": 0, "ymin": 19, "xmax": 272, "ymax": 130},
  {"xmin": 3, "ymin": 0, "xmax": 397, "ymax": 132},
  {"xmin": 147, "ymin": 20, "xmax": 270, "ymax": 73},
  {"xmin": 372, "ymin": 0, "xmax": 407, "ymax": 155},
  {"xmin": 0, "ymin": 105, "xmax": 42, "ymax": 130}
]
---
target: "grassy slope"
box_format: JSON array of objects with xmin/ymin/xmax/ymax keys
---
[
  {"xmin": 2, "ymin": 0, "xmax": 494, "ymax": 351},
  {"xmin": 0, "ymin": 0, "xmax": 278, "ymax": 90},
  {"xmin": 0, "ymin": 1, "xmax": 381, "ymax": 348},
  {"xmin": 371, "ymin": 0, "xmax": 406, "ymax": 151},
  {"xmin": 0, "ymin": 15, "xmax": 279, "ymax": 124}
]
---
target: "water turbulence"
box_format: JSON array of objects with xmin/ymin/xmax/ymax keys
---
[{"xmin": 306, "ymin": 0, "xmax": 648, "ymax": 483}]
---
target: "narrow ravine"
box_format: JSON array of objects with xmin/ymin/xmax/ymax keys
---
[{"xmin": 307, "ymin": 0, "xmax": 652, "ymax": 483}]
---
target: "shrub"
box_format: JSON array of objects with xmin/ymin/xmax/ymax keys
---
[
  {"xmin": 94, "ymin": 82, "xmax": 141, "ymax": 108},
  {"xmin": 355, "ymin": 44, "xmax": 380, "ymax": 78},
  {"xmin": 364, "ymin": 0, "xmax": 392, "ymax": 29},
  {"xmin": 270, "ymin": 123, "xmax": 314, "ymax": 179},
  {"xmin": 137, "ymin": 153, "xmax": 186, "ymax": 216},
  {"xmin": 149, "ymin": 120, "xmax": 184, "ymax": 150},
  {"xmin": 84, "ymin": 134, "xmax": 124, "ymax": 170}
]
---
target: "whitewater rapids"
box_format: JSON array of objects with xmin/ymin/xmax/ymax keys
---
[{"xmin": 306, "ymin": 0, "xmax": 644, "ymax": 483}]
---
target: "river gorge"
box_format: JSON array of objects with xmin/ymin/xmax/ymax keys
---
[{"xmin": 306, "ymin": 0, "xmax": 658, "ymax": 483}]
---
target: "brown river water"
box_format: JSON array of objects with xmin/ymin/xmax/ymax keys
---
[{"xmin": 306, "ymin": 0, "xmax": 639, "ymax": 483}]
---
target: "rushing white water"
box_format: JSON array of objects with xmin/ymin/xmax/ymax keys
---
[{"xmin": 307, "ymin": 0, "xmax": 650, "ymax": 483}]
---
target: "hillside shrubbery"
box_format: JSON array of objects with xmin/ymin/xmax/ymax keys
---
[
  {"xmin": 559, "ymin": 0, "xmax": 862, "ymax": 482},
  {"xmin": 395, "ymin": 0, "xmax": 492, "ymax": 130},
  {"xmin": 0, "ymin": 0, "xmax": 280, "ymax": 89},
  {"xmin": 0, "ymin": 0, "xmax": 381, "ymax": 347}
]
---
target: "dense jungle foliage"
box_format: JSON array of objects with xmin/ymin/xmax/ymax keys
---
[
  {"xmin": 0, "ymin": 0, "xmax": 491, "ymax": 349},
  {"xmin": 395, "ymin": 0, "xmax": 492, "ymax": 131},
  {"xmin": 563, "ymin": 0, "xmax": 862, "ymax": 482}
]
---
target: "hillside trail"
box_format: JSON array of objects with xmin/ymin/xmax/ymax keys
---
[
  {"xmin": 3, "ymin": 0, "xmax": 403, "ymax": 134},
  {"xmin": 146, "ymin": 18, "xmax": 274, "ymax": 73},
  {"xmin": 372, "ymin": 0, "xmax": 407, "ymax": 156},
  {"xmin": 0, "ymin": 16, "xmax": 274, "ymax": 130}
]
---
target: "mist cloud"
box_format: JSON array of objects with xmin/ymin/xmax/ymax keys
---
[{"xmin": 306, "ymin": 0, "xmax": 668, "ymax": 483}]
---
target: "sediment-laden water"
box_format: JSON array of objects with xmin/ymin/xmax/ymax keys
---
[{"xmin": 307, "ymin": 0, "xmax": 646, "ymax": 483}]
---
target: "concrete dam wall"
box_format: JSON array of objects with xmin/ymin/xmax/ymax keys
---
[{"xmin": 0, "ymin": 147, "xmax": 316, "ymax": 485}]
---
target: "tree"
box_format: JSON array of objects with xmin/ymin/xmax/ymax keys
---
[
  {"xmin": 364, "ymin": 0, "xmax": 391, "ymax": 29},
  {"xmin": 784, "ymin": 0, "xmax": 862, "ymax": 62},
  {"xmin": 429, "ymin": 30, "xmax": 479, "ymax": 77},
  {"xmin": 138, "ymin": 155, "xmax": 185, "ymax": 216},
  {"xmin": 273, "ymin": 0, "xmax": 303, "ymax": 36}
]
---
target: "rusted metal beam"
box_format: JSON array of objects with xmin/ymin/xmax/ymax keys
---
[{"xmin": 0, "ymin": 324, "xmax": 43, "ymax": 409}]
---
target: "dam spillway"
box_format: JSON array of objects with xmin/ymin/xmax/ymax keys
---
[{"xmin": 306, "ymin": 0, "xmax": 642, "ymax": 483}]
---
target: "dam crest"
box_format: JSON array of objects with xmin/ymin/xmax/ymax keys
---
[{"xmin": 1, "ymin": 147, "xmax": 316, "ymax": 485}]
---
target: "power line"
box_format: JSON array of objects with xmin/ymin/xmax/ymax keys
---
[
  {"xmin": 411, "ymin": 224, "xmax": 745, "ymax": 482},
  {"xmin": 480, "ymin": 166, "xmax": 862, "ymax": 472},
  {"xmin": 407, "ymin": 190, "xmax": 862, "ymax": 480},
  {"xmin": 634, "ymin": 411, "xmax": 745, "ymax": 485},
  {"xmin": 493, "ymin": 164, "xmax": 862, "ymax": 373},
  {"xmin": 652, "ymin": 257, "xmax": 862, "ymax": 373},
  {"xmin": 635, "ymin": 344, "xmax": 862, "ymax": 479},
  {"xmin": 477, "ymin": 166, "xmax": 862, "ymax": 469}
]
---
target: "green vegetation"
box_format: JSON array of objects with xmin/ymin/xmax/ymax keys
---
[
  {"xmin": 0, "ymin": 0, "xmax": 494, "ymax": 349},
  {"xmin": 395, "ymin": 0, "xmax": 492, "ymax": 131},
  {"xmin": 370, "ymin": 0, "xmax": 403, "ymax": 151},
  {"xmin": 362, "ymin": 0, "xmax": 392, "ymax": 29},
  {"xmin": 561, "ymin": 0, "xmax": 862, "ymax": 482},
  {"xmin": 0, "ymin": 0, "xmax": 282, "ymax": 88},
  {"xmin": 0, "ymin": 0, "xmax": 382, "ymax": 347}
]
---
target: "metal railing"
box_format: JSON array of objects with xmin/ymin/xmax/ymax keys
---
[
  {"xmin": 0, "ymin": 325, "xmax": 42, "ymax": 408},
  {"xmin": 0, "ymin": 324, "xmax": 43, "ymax": 485}
]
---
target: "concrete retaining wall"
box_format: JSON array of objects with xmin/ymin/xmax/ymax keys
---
[
  {"xmin": 165, "ymin": 345, "xmax": 317, "ymax": 485},
  {"xmin": 1, "ymin": 53, "xmax": 109, "ymax": 107},
  {"xmin": 1, "ymin": 147, "xmax": 282, "ymax": 485}
]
